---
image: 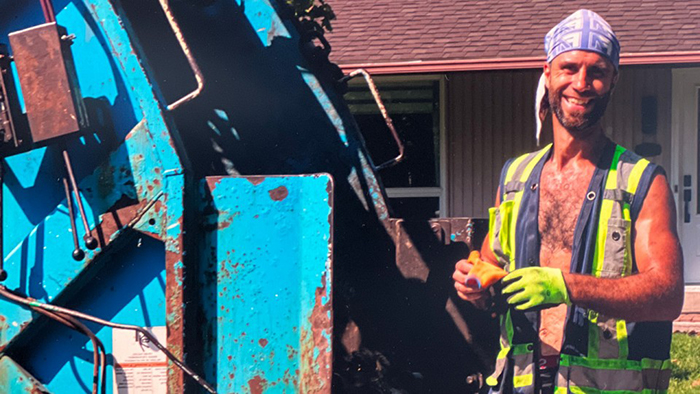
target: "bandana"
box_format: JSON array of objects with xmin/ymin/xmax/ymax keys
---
[
  {"xmin": 545, "ymin": 9, "xmax": 620, "ymax": 70},
  {"xmin": 535, "ymin": 10, "xmax": 620, "ymax": 145}
]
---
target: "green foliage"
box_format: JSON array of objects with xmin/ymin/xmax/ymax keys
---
[
  {"xmin": 669, "ymin": 333, "xmax": 700, "ymax": 393},
  {"xmin": 284, "ymin": 0, "xmax": 336, "ymax": 32}
]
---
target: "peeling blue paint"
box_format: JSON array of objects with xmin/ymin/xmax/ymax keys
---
[
  {"xmin": 200, "ymin": 175, "xmax": 333, "ymax": 393},
  {"xmin": 0, "ymin": 1, "xmax": 186, "ymax": 391}
]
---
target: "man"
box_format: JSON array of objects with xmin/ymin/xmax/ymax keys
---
[{"xmin": 453, "ymin": 9, "xmax": 684, "ymax": 394}]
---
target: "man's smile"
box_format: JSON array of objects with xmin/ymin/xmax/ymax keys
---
[{"xmin": 562, "ymin": 95, "xmax": 593, "ymax": 110}]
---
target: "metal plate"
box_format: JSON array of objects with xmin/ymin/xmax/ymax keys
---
[
  {"xmin": 200, "ymin": 175, "xmax": 333, "ymax": 393},
  {"xmin": 9, "ymin": 22, "xmax": 87, "ymax": 143}
]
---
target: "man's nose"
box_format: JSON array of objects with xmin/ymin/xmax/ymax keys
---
[{"xmin": 571, "ymin": 68, "xmax": 591, "ymax": 91}]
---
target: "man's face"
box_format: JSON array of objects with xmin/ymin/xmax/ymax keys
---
[{"xmin": 544, "ymin": 51, "xmax": 618, "ymax": 135}]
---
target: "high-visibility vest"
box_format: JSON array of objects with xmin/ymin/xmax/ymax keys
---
[{"xmin": 486, "ymin": 143, "xmax": 672, "ymax": 394}]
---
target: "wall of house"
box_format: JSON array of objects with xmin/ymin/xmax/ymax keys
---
[{"xmin": 446, "ymin": 66, "xmax": 673, "ymax": 218}]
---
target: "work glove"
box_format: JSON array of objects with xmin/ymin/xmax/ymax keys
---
[
  {"xmin": 464, "ymin": 251, "xmax": 508, "ymax": 289},
  {"xmin": 501, "ymin": 267, "xmax": 571, "ymax": 311},
  {"xmin": 454, "ymin": 251, "xmax": 508, "ymax": 310}
]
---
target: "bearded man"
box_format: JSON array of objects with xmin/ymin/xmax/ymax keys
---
[{"xmin": 453, "ymin": 10, "xmax": 684, "ymax": 394}]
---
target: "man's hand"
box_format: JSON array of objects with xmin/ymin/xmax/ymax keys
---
[
  {"xmin": 502, "ymin": 267, "xmax": 571, "ymax": 310},
  {"xmin": 453, "ymin": 257, "xmax": 491, "ymax": 309}
]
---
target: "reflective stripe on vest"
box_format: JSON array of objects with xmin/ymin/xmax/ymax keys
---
[
  {"xmin": 557, "ymin": 355, "xmax": 672, "ymax": 393},
  {"xmin": 487, "ymin": 145, "xmax": 551, "ymax": 392},
  {"xmin": 489, "ymin": 145, "xmax": 552, "ymax": 272},
  {"xmin": 588, "ymin": 147, "xmax": 649, "ymax": 362},
  {"xmin": 486, "ymin": 145, "xmax": 669, "ymax": 393},
  {"xmin": 512, "ymin": 343, "xmax": 535, "ymax": 389}
]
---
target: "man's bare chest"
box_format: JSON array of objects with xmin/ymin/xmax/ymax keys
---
[{"xmin": 538, "ymin": 166, "xmax": 594, "ymax": 256}]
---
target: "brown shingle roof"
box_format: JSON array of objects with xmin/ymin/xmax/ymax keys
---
[{"xmin": 328, "ymin": 0, "xmax": 700, "ymax": 66}]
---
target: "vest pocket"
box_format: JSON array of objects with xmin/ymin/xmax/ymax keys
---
[
  {"xmin": 595, "ymin": 314, "xmax": 622, "ymax": 359},
  {"xmin": 490, "ymin": 200, "xmax": 515, "ymax": 270},
  {"xmin": 600, "ymin": 218, "xmax": 630, "ymax": 278}
]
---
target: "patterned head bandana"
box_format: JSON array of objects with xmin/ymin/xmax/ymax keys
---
[
  {"xmin": 545, "ymin": 9, "xmax": 620, "ymax": 70},
  {"xmin": 535, "ymin": 10, "xmax": 620, "ymax": 145}
]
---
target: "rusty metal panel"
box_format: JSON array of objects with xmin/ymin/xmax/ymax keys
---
[
  {"xmin": 9, "ymin": 22, "xmax": 87, "ymax": 143},
  {"xmin": 0, "ymin": 356, "xmax": 50, "ymax": 393},
  {"xmin": 0, "ymin": 0, "xmax": 192, "ymax": 391},
  {"xmin": 200, "ymin": 174, "xmax": 333, "ymax": 393}
]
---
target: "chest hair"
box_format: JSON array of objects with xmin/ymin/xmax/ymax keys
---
[{"xmin": 538, "ymin": 164, "xmax": 593, "ymax": 254}]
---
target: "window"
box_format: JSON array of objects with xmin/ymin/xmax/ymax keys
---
[{"xmin": 345, "ymin": 77, "xmax": 445, "ymax": 220}]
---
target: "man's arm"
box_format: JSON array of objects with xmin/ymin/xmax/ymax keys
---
[
  {"xmin": 563, "ymin": 173, "xmax": 684, "ymax": 321},
  {"xmin": 453, "ymin": 188, "xmax": 501, "ymax": 306}
]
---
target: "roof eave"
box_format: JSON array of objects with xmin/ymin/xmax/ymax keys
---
[{"xmin": 339, "ymin": 51, "xmax": 700, "ymax": 75}]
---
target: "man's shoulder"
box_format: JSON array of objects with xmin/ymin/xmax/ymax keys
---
[
  {"xmin": 503, "ymin": 144, "xmax": 552, "ymax": 168},
  {"xmin": 616, "ymin": 144, "xmax": 647, "ymax": 165},
  {"xmin": 613, "ymin": 143, "xmax": 666, "ymax": 178}
]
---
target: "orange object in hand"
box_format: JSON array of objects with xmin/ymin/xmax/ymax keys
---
[{"xmin": 464, "ymin": 251, "xmax": 508, "ymax": 290}]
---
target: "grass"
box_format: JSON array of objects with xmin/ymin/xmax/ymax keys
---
[{"xmin": 670, "ymin": 332, "xmax": 700, "ymax": 393}]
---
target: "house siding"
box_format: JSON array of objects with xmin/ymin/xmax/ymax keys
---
[{"xmin": 446, "ymin": 66, "xmax": 673, "ymax": 218}]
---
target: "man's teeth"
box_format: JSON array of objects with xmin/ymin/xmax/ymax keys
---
[{"xmin": 566, "ymin": 97, "xmax": 589, "ymax": 105}]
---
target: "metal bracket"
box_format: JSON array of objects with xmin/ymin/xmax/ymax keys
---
[
  {"xmin": 157, "ymin": 0, "xmax": 205, "ymax": 110},
  {"xmin": 340, "ymin": 68, "xmax": 405, "ymax": 170}
]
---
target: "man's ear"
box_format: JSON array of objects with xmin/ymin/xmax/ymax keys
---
[
  {"xmin": 543, "ymin": 63, "xmax": 551, "ymax": 89},
  {"xmin": 610, "ymin": 70, "xmax": 619, "ymax": 92}
]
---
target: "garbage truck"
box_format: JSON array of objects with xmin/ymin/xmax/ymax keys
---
[{"xmin": 0, "ymin": 0, "xmax": 496, "ymax": 392}]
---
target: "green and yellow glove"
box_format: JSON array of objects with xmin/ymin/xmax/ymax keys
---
[{"xmin": 501, "ymin": 267, "xmax": 571, "ymax": 310}]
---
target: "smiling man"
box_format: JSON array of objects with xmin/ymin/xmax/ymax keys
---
[{"xmin": 453, "ymin": 9, "xmax": 684, "ymax": 394}]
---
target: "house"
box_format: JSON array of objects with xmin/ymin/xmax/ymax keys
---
[{"xmin": 328, "ymin": 0, "xmax": 700, "ymax": 330}]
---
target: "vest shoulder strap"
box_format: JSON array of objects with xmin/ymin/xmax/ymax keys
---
[
  {"xmin": 603, "ymin": 145, "xmax": 658, "ymax": 219},
  {"xmin": 501, "ymin": 144, "xmax": 552, "ymax": 199}
]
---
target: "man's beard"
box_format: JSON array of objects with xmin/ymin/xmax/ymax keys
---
[{"xmin": 549, "ymin": 88, "xmax": 612, "ymax": 135}]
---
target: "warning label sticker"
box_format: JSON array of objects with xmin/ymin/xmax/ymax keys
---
[{"xmin": 113, "ymin": 326, "xmax": 168, "ymax": 394}]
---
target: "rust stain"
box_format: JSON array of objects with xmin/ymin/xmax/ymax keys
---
[
  {"xmin": 286, "ymin": 344, "xmax": 298, "ymax": 360},
  {"xmin": 247, "ymin": 176, "xmax": 266, "ymax": 185},
  {"xmin": 258, "ymin": 338, "xmax": 268, "ymax": 348},
  {"xmin": 268, "ymin": 186, "xmax": 288, "ymax": 201},
  {"xmin": 218, "ymin": 216, "xmax": 233, "ymax": 230},
  {"xmin": 95, "ymin": 200, "xmax": 144, "ymax": 245},
  {"xmin": 165, "ymin": 246, "xmax": 186, "ymax": 392},
  {"xmin": 0, "ymin": 315, "xmax": 6, "ymax": 352},
  {"xmin": 248, "ymin": 375, "xmax": 267, "ymax": 394},
  {"xmin": 205, "ymin": 176, "xmax": 224, "ymax": 190},
  {"xmin": 299, "ymin": 272, "xmax": 332, "ymax": 392},
  {"xmin": 340, "ymin": 320, "xmax": 361, "ymax": 355},
  {"xmin": 218, "ymin": 260, "xmax": 231, "ymax": 281}
]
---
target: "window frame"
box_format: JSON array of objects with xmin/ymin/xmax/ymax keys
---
[{"xmin": 347, "ymin": 74, "xmax": 448, "ymax": 218}]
